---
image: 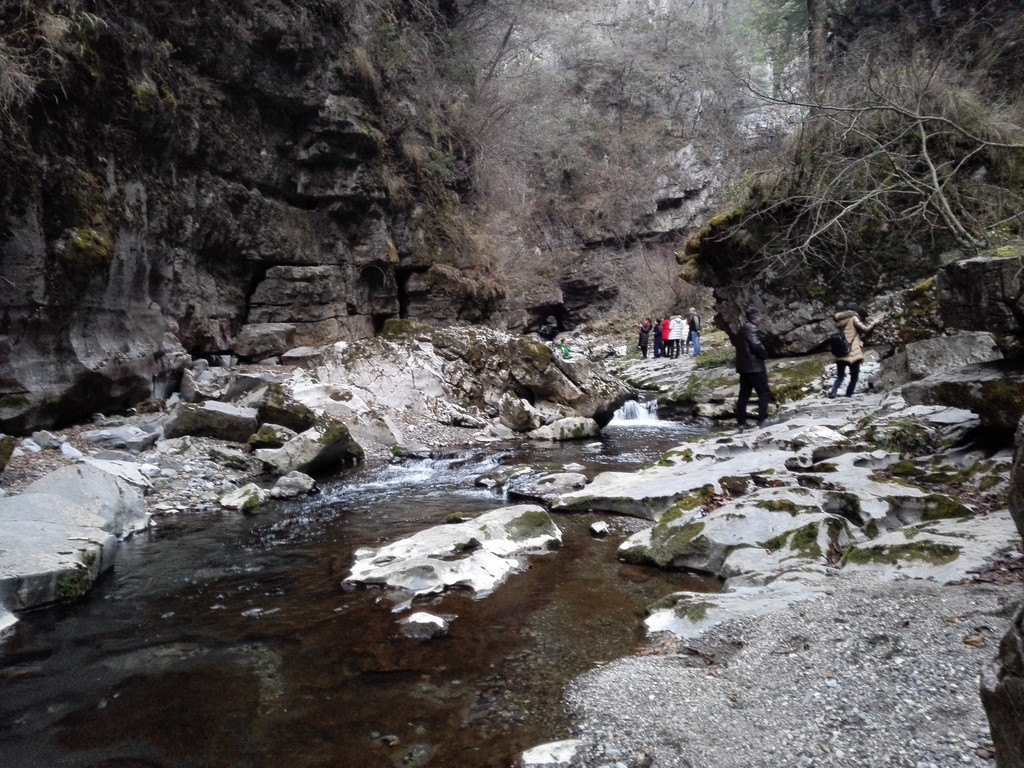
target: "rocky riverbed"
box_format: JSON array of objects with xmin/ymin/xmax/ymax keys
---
[
  {"xmin": 2, "ymin": 325, "xmax": 1022, "ymax": 768},
  {"xmin": 516, "ymin": 345, "xmax": 1023, "ymax": 768}
]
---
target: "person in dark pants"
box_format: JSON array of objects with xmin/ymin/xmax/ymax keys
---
[
  {"xmin": 688, "ymin": 307, "xmax": 702, "ymax": 356},
  {"xmin": 734, "ymin": 306, "xmax": 772, "ymax": 430},
  {"xmin": 829, "ymin": 303, "xmax": 885, "ymax": 398},
  {"xmin": 652, "ymin": 318, "xmax": 664, "ymax": 358},
  {"xmin": 637, "ymin": 318, "xmax": 652, "ymax": 358}
]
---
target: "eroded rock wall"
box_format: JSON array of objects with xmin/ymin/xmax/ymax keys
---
[{"xmin": 0, "ymin": 1, "xmax": 434, "ymax": 433}]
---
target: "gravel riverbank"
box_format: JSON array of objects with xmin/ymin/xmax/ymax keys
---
[{"xmin": 560, "ymin": 573, "xmax": 1017, "ymax": 768}]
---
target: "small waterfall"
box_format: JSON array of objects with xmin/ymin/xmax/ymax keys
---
[{"xmin": 609, "ymin": 398, "xmax": 661, "ymax": 424}]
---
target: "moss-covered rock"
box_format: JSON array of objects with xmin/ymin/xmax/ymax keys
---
[
  {"xmin": 247, "ymin": 423, "xmax": 298, "ymax": 451},
  {"xmin": 770, "ymin": 358, "xmax": 828, "ymax": 404},
  {"xmin": 619, "ymin": 521, "xmax": 707, "ymax": 568},
  {"xmin": 254, "ymin": 383, "xmax": 317, "ymax": 434},
  {"xmin": 380, "ymin": 318, "xmax": 433, "ymax": 340},
  {"xmin": 65, "ymin": 226, "xmax": 114, "ymax": 271},
  {"xmin": 842, "ymin": 541, "xmax": 960, "ymax": 567},
  {"xmin": 921, "ymin": 494, "xmax": 972, "ymax": 521},
  {"xmin": 254, "ymin": 417, "xmax": 364, "ymax": 476},
  {"xmin": 0, "ymin": 434, "xmax": 16, "ymax": 472},
  {"xmin": 502, "ymin": 507, "xmax": 560, "ymax": 544},
  {"xmin": 55, "ymin": 565, "xmax": 94, "ymax": 603}
]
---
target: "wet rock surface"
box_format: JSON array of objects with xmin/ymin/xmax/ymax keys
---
[{"xmin": 1, "ymin": 328, "xmax": 1022, "ymax": 768}]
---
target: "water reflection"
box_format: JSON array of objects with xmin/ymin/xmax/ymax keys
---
[{"xmin": 0, "ymin": 408, "xmax": 716, "ymax": 768}]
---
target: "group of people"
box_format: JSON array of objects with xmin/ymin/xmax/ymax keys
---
[
  {"xmin": 636, "ymin": 301, "xmax": 884, "ymax": 429},
  {"xmin": 733, "ymin": 302, "xmax": 884, "ymax": 429},
  {"xmin": 637, "ymin": 308, "xmax": 702, "ymax": 359}
]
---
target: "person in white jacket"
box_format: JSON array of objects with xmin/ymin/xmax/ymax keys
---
[{"xmin": 668, "ymin": 314, "xmax": 685, "ymax": 359}]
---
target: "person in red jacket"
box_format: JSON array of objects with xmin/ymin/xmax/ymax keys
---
[{"xmin": 661, "ymin": 317, "xmax": 672, "ymax": 358}]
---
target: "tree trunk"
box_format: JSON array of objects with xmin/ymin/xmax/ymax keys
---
[{"xmin": 806, "ymin": 0, "xmax": 827, "ymax": 98}]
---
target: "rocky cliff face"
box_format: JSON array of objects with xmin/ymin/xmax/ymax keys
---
[
  {"xmin": 0, "ymin": 0, "xmax": 782, "ymax": 434},
  {"xmin": 0, "ymin": 1, "xmax": 461, "ymax": 433}
]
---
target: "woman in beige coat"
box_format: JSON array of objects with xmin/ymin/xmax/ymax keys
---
[{"xmin": 828, "ymin": 303, "xmax": 885, "ymax": 398}]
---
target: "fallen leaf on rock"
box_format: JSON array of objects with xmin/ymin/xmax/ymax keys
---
[{"xmin": 963, "ymin": 634, "xmax": 986, "ymax": 649}]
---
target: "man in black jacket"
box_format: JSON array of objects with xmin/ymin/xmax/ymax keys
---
[{"xmin": 734, "ymin": 306, "xmax": 771, "ymax": 430}]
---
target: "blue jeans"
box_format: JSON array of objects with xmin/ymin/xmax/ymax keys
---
[{"xmin": 690, "ymin": 331, "xmax": 701, "ymax": 356}]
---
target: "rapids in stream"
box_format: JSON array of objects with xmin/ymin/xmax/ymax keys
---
[{"xmin": 0, "ymin": 402, "xmax": 718, "ymax": 768}]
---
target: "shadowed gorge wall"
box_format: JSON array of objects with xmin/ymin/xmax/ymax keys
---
[{"xmin": 0, "ymin": 0, "xmax": 467, "ymax": 432}]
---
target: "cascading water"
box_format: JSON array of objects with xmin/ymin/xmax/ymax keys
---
[{"xmin": 609, "ymin": 397, "xmax": 663, "ymax": 424}]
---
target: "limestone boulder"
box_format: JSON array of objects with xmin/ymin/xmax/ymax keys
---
[
  {"xmin": 81, "ymin": 424, "xmax": 160, "ymax": 453},
  {"xmin": 902, "ymin": 359, "xmax": 1024, "ymax": 429},
  {"xmin": 0, "ymin": 493, "xmax": 118, "ymax": 610},
  {"xmin": 219, "ymin": 483, "xmax": 269, "ymax": 512},
  {"xmin": 24, "ymin": 462, "xmax": 149, "ymax": 538},
  {"xmin": 618, "ymin": 504, "xmax": 851, "ymax": 576},
  {"xmin": 551, "ymin": 460, "xmax": 717, "ymax": 521},
  {"xmin": 345, "ymin": 505, "xmax": 562, "ymax": 598},
  {"xmin": 232, "ymin": 322, "xmax": 297, "ymax": 360},
  {"xmin": 208, "ymin": 445, "xmax": 258, "ymax": 471},
  {"xmin": 876, "ymin": 332, "xmax": 1004, "ymax": 391},
  {"xmin": 528, "ymin": 417, "xmax": 600, "ymax": 441},
  {"xmin": 237, "ymin": 381, "xmax": 317, "ymax": 433},
  {"xmin": 30, "ymin": 430, "xmax": 62, "ymax": 449},
  {"xmin": 270, "ymin": 471, "xmax": 317, "ymax": 499},
  {"xmin": 179, "ymin": 366, "xmax": 231, "ymax": 403},
  {"xmin": 498, "ymin": 392, "xmax": 547, "ymax": 432},
  {"xmin": 938, "ymin": 252, "xmax": 1024, "ymax": 337},
  {"xmin": 247, "ymin": 423, "xmax": 298, "ymax": 451},
  {"xmin": 163, "ymin": 401, "xmax": 260, "ymax": 443},
  {"xmin": 506, "ymin": 472, "xmax": 588, "ymax": 504},
  {"xmin": 254, "ymin": 418, "xmax": 364, "ymax": 475},
  {"xmin": 80, "ymin": 457, "xmax": 156, "ymax": 494}
]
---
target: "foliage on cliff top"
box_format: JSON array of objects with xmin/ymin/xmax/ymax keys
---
[{"xmin": 690, "ymin": 1, "xmax": 1024, "ymax": 308}]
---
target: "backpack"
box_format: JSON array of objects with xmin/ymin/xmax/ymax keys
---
[{"xmin": 828, "ymin": 331, "xmax": 851, "ymax": 358}]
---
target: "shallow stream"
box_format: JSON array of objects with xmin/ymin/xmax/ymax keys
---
[{"xmin": 0, "ymin": 404, "xmax": 717, "ymax": 768}]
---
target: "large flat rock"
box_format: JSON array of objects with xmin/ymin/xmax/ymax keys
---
[
  {"xmin": 345, "ymin": 504, "xmax": 562, "ymax": 598},
  {"xmin": 0, "ymin": 492, "xmax": 118, "ymax": 610}
]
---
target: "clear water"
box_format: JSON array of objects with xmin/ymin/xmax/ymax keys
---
[{"xmin": 0, "ymin": 410, "xmax": 716, "ymax": 768}]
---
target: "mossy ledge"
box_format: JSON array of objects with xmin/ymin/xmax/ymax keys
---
[{"xmin": 842, "ymin": 541, "xmax": 961, "ymax": 567}]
